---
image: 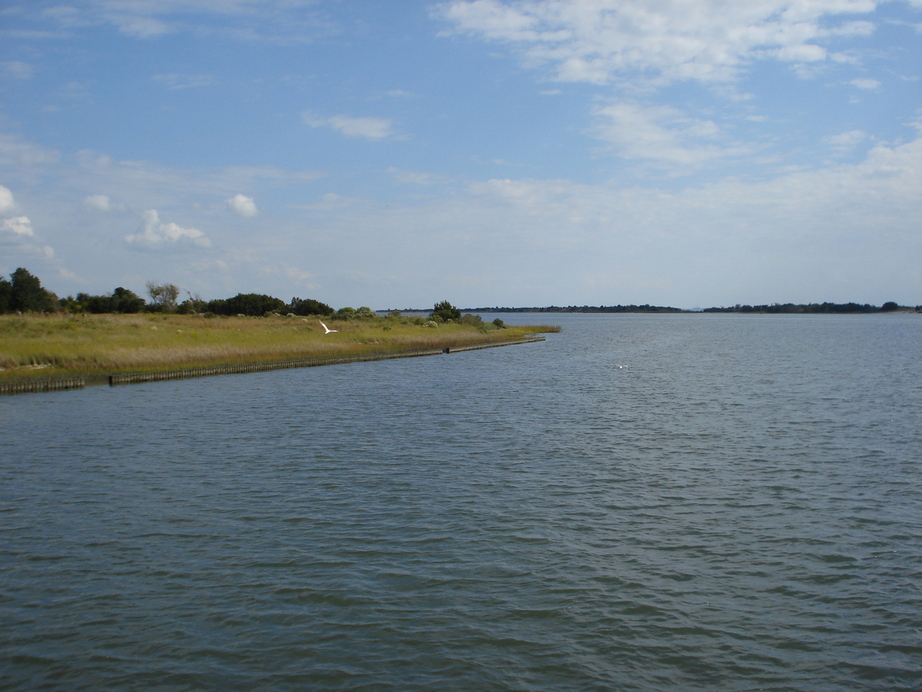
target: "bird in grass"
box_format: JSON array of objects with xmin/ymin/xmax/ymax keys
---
[{"xmin": 319, "ymin": 320, "xmax": 339, "ymax": 334}]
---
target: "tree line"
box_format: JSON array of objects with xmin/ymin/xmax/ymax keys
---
[
  {"xmin": 469, "ymin": 302, "xmax": 917, "ymax": 313},
  {"xmin": 700, "ymin": 302, "xmax": 910, "ymax": 314},
  {"xmin": 3, "ymin": 266, "xmax": 914, "ymax": 317},
  {"xmin": 0, "ymin": 268, "xmax": 334, "ymax": 317}
]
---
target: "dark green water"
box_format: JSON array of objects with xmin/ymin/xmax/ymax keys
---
[{"xmin": 2, "ymin": 313, "xmax": 920, "ymax": 690}]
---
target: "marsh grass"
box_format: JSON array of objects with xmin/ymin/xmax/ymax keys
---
[{"xmin": 0, "ymin": 313, "xmax": 558, "ymax": 382}]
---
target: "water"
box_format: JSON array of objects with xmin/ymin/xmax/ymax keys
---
[{"xmin": 2, "ymin": 313, "xmax": 920, "ymax": 690}]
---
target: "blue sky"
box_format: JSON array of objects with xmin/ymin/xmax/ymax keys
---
[{"xmin": 1, "ymin": 0, "xmax": 920, "ymax": 309}]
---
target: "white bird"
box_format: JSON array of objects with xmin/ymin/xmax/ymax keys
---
[{"xmin": 319, "ymin": 320, "xmax": 338, "ymax": 334}]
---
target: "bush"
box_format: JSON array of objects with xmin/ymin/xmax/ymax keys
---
[
  {"xmin": 290, "ymin": 297, "xmax": 333, "ymax": 316},
  {"xmin": 210, "ymin": 293, "xmax": 286, "ymax": 317},
  {"xmin": 430, "ymin": 300, "xmax": 461, "ymax": 322},
  {"xmin": 459, "ymin": 313, "xmax": 484, "ymax": 327}
]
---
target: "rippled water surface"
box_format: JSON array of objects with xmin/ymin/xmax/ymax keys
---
[{"xmin": 2, "ymin": 313, "xmax": 921, "ymax": 690}]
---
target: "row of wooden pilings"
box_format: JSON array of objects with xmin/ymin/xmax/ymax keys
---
[
  {"xmin": 1, "ymin": 336, "xmax": 545, "ymax": 395},
  {"xmin": 0, "ymin": 377, "xmax": 87, "ymax": 395}
]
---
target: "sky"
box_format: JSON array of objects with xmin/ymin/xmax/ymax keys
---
[{"xmin": 0, "ymin": 0, "xmax": 920, "ymax": 310}]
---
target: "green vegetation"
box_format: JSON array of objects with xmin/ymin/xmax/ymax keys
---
[
  {"xmin": 0, "ymin": 268, "xmax": 337, "ymax": 318},
  {"xmin": 700, "ymin": 302, "xmax": 916, "ymax": 314},
  {"xmin": 430, "ymin": 300, "xmax": 462, "ymax": 321},
  {"xmin": 0, "ymin": 270, "xmax": 562, "ymax": 386},
  {"xmin": 0, "ymin": 268, "xmax": 58, "ymax": 313},
  {"xmin": 0, "ymin": 312, "xmax": 557, "ymax": 384}
]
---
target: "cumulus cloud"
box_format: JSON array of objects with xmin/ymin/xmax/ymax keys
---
[
  {"xmin": 83, "ymin": 193, "xmax": 112, "ymax": 211},
  {"xmin": 0, "ymin": 185, "xmax": 15, "ymax": 214},
  {"xmin": 302, "ymin": 111, "xmax": 396, "ymax": 140},
  {"xmin": 435, "ymin": 0, "xmax": 882, "ymax": 86},
  {"xmin": 0, "ymin": 200, "xmax": 55, "ymax": 259},
  {"xmin": 227, "ymin": 193, "xmax": 258, "ymax": 217},
  {"xmin": 124, "ymin": 209, "xmax": 211, "ymax": 249},
  {"xmin": 1, "ymin": 215, "xmax": 34, "ymax": 238}
]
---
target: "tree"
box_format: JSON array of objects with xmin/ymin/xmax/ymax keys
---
[
  {"xmin": 289, "ymin": 296, "xmax": 333, "ymax": 316},
  {"xmin": 430, "ymin": 300, "xmax": 461, "ymax": 322},
  {"xmin": 177, "ymin": 293, "xmax": 208, "ymax": 314},
  {"xmin": 0, "ymin": 276, "xmax": 11, "ymax": 313},
  {"xmin": 218, "ymin": 293, "xmax": 286, "ymax": 316},
  {"xmin": 112, "ymin": 287, "xmax": 145, "ymax": 313},
  {"xmin": 881, "ymin": 301, "xmax": 899, "ymax": 312},
  {"xmin": 11, "ymin": 267, "xmax": 57, "ymax": 312},
  {"xmin": 146, "ymin": 281, "xmax": 180, "ymax": 312}
]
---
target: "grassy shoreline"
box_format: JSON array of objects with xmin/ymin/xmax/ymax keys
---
[{"xmin": 0, "ymin": 313, "xmax": 558, "ymax": 384}]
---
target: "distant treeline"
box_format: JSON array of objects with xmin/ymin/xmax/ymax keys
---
[
  {"xmin": 3, "ymin": 267, "xmax": 917, "ymax": 317},
  {"xmin": 700, "ymin": 302, "xmax": 912, "ymax": 314},
  {"xmin": 468, "ymin": 305, "xmax": 684, "ymax": 313},
  {"xmin": 468, "ymin": 301, "xmax": 918, "ymax": 313}
]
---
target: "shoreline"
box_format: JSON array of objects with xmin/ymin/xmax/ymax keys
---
[{"xmin": 0, "ymin": 335, "xmax": 546, "ymax": 396}]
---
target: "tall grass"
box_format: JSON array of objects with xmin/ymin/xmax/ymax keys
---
[{"xmin": 0, "ymin": 313, "xmax": 558, "ymax": 380}]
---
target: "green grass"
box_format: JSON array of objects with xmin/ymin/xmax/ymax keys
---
[{"xmin": 0, "ymin": 313, "xmax": 559, "ymax": 382}]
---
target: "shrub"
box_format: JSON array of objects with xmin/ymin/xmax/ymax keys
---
[
  {"xmin": 211, "ymin": 293, "xmax": 286, "ymax": 317},
  {"xmin": 459, "ymin": 313, "xmax": 484, "ymax": 327},
  {"xmin": 430, "ymin": 300, "xmax": 461, "ymax": 322},
  {"xmin": 290, "ymin": 297, "xmax": 333, "ymax": 316}
]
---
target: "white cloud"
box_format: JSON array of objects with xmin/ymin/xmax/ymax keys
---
[
  {"xmin": 590, "ymin": 101, "xmax": 745, "ymax": 167},
  {"xmin": 0, "ymin": 185, "xmax": 55, "ymax": 259},
  {"xmin": 0, "ymin": 215, "xmax": 55, "ymax": 259},
  {"xmin": 23, "ymin": 0, "xmax": 338, "ymax": 45},
  {"xmin": 83, "ymin": 193, "xmax": 112, "ymax": 211},
  {"xmin": 827, "ymin": 129, "xmax": 867, "ymax": 154},
  {"xmin": 386, "ymin": 167, "xmax": 445, "ymax": 185},
  {"xmin": 850, "ymin": 77, "xmax": 881, "ymax": 89},
  {"xmin": 124, "ymin": 209, "xmax": 211, "ymax": 249},
  {"xmin": 436, "ymin": 0, "xmax": 883, "ymax": 86},
  {"xmin": 226, "ymin": 193, "xmax": 258, "ymax": 217},
  {"xmin": 302, "ymin": 111, "xmax": 396, "ymax": 140},
  {"xmin": 0, "ymin": 133, "xmax": 59, "ymax": 168},
  {"xmin": 1, "ymin": 215, "xmax": 34, "ymax": 237},
  {"xmin": 0, "ymin": 185, "xmax": 16, "ymax": 214}
]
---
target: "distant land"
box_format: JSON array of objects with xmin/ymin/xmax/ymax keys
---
[{"xmin": 396, "ymin": 302, "xmax": 920, "ymax": 314}]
